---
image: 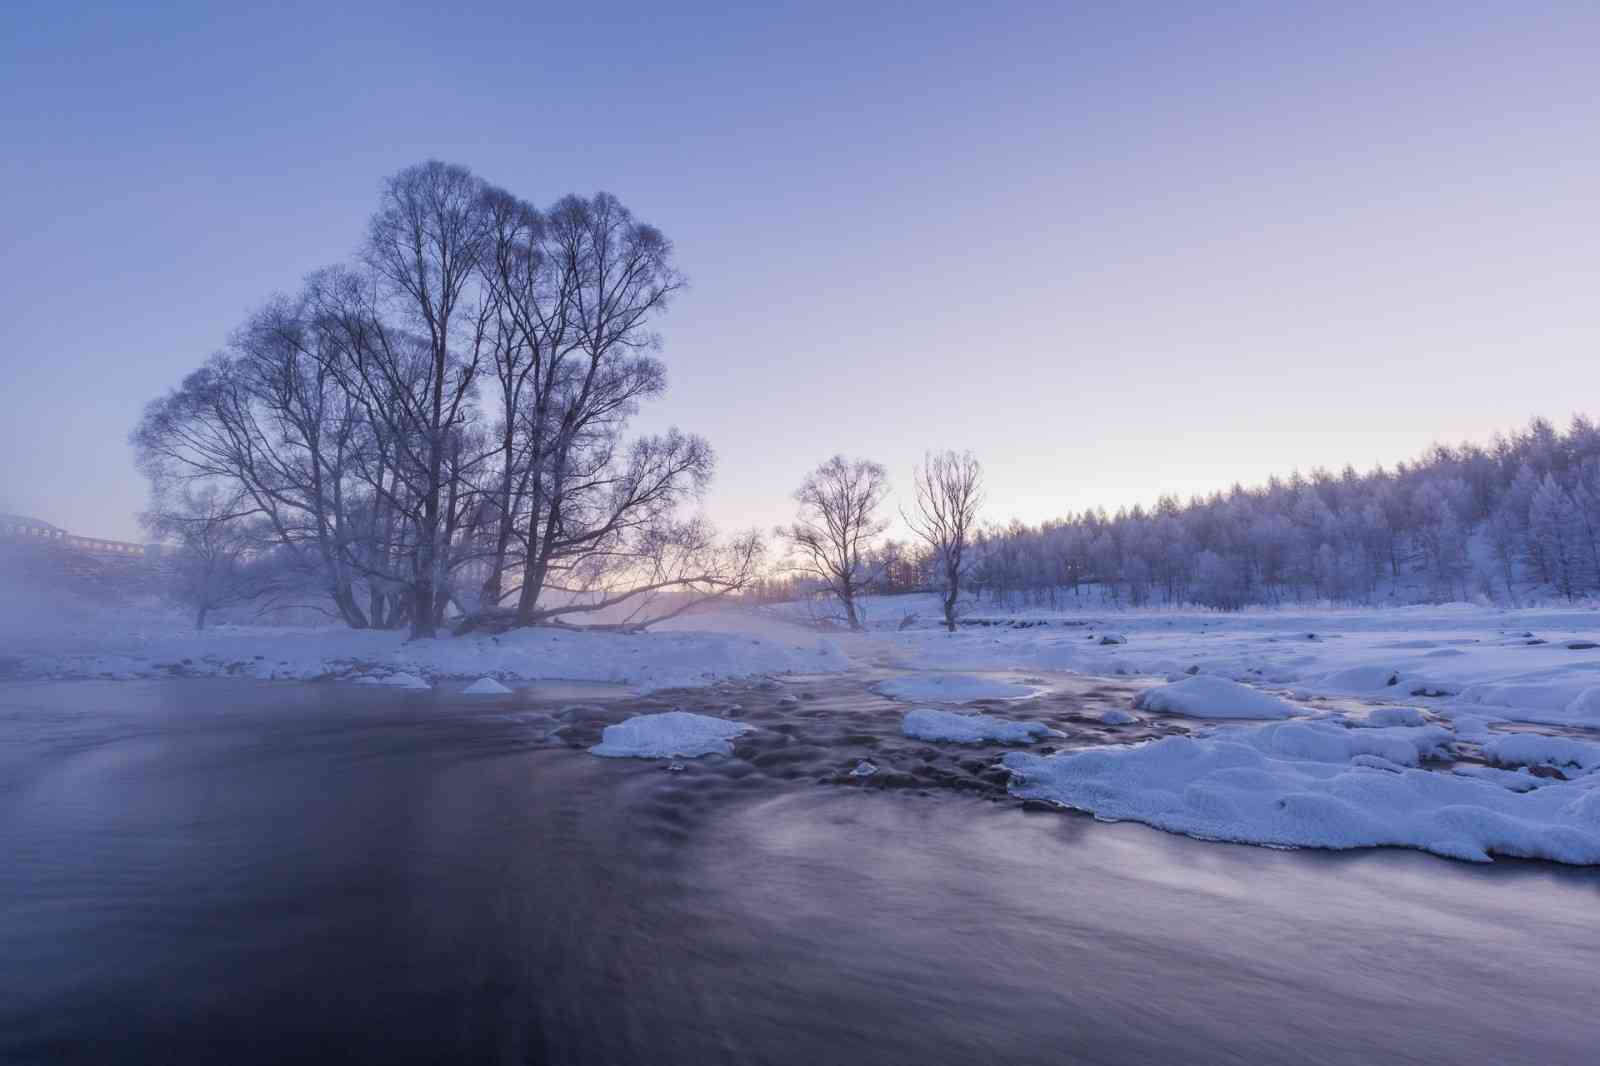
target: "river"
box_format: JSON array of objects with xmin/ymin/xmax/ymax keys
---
[{"xmin": 2, "ymin": 680, "xmax": 1597, "ymax": 1064}]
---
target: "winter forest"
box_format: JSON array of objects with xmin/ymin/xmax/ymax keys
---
[{"xmin": 131, "ymin": 160, "xmax": 1600, "ymax": 635}]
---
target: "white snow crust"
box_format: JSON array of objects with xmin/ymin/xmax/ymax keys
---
[{"xmin": 1004, "ymin": 719, "xmax": 1600, "ymax": 864}]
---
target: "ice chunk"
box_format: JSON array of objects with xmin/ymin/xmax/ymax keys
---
[
  {"xmin": 1133, "ymin": 676, "xmax": 1300, "ymax": 720},
  {"xmin": 589, "ymin": 711, "xmax": 751, "ymax": 758},
  {"xmin": 1100, "ymin": 708, "xmax": 1138, "ymax": 725},
  {"xmin": 902, "ymin": 708, "xmax": 1060, "ymax": 744},
  {"xmin": 463, "ymin": 676, "xmax": 512, "ymax": 695}
]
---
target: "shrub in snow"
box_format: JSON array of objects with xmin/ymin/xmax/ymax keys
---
[
  {"xmin": 590, "ymin": 711, "xmax": 751, "ymax": 758},
  {"xmin": 902, "ymin": 708, "xmax": 1059, "ymax": 744},
  {"xmin": 1132, "ymin": 676, "xmax": 1299, "ymax": 720}
]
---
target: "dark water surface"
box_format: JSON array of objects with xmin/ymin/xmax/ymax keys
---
[{"xmin": 2, "ymin": 680, "xmax": 1598, "ymax": 1065}]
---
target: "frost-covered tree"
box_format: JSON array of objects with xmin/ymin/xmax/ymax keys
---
[{"xmin": 1529, "ymin": 475, "xmax": 1588, "ymax": 602}]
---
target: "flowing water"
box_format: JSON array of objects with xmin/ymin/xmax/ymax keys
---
[{"xmin": 2, "ymin": 679, "xmax": 1598, "ymax": 1064}]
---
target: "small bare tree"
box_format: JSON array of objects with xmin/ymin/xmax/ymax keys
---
[
  {"xmin": 781, "ymin": 456, "xmax": 889, "ymax": 630},
  {"xmin": 142, "ymin": 486, "xmax": 277, "ymax": 629},
  {"xmin": 906, "ymin": 451, "xmax": 984, "ymax": 631}
]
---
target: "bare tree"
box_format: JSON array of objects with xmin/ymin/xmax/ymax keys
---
[
  {"xmin": 906, "ymin": 450, "xmax": 983, "ymax": 631},
  {"xmin": 358, "ymin": 160, "xmax": 494, "ymax": 637},
  {"xmin": 781, "ymin": 456, "xmax": 889, "ymax": 630}
]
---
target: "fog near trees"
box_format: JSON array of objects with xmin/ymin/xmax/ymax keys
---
[{"xmin": 133, "ymin": 160, "xmax": 755, "ymax": 637}]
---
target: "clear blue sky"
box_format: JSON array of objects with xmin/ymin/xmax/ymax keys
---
[{"xmin": 3, "ymin": 1, "xmax": 1597, "ymax": 541}]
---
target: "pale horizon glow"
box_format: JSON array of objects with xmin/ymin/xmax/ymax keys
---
[{"xmin": 3, "ymin": 2, "xmax": 1598, "ymax": 541}]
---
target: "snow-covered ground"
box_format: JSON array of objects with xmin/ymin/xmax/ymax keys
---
[{"xmin": 1, "ymin": 605, "xmax": 850, "ymax": 692}]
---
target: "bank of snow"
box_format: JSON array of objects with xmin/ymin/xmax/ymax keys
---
[
  {"xmin": 901, "ymin": 708, "xmax": 1059, "ymax": 744},
  {"xmin": 1133, "ymin": 676, "xmax": 1301, "ymax": 719},
  {"xmin": 10, "ymin": 607, "xmax": 851, "ymax": 692},
  {"xmin": 590, "ymin": 712, "xmax": 750, "ymax": 758},
  {"xmin": 1004, "ymin": 719, "xmax": 1600, "ymax": 865}
]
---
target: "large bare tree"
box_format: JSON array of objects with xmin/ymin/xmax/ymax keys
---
[
  {"xmin": 357, "ymin": 160, "xmax": 494, "ymax": 637},
  {"xmin": 906, "ymin": 450, "xmax": 984, "ymax": 631},
  {"xmin": 781, "ymin": 456, "xmax": 890, "ymax": 630}
]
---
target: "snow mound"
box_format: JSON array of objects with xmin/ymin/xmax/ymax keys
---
[
  {"xmin": 589, "ymin": 711, "xmax": 751, "ymax": 759},
  {"xmin": 462, "ymin": 677, "xmax": 513, "ymax": 695},
  {"xmin": 1317, "ymin": 665, "xmax": 1401, "ymax": 692},
  {"xmin": 1359, "ymin": 706, "xmax": 1427, "ymax": 728},
  {"xmin": 375, "ymin": 672, "xmax": 430, "ymax": 690},
  {"xmin": 875, "ymin": 675, "xmax": 1039, "ymax": 703},
  {"xmin": 902, "ymin": 708, "xmax": 1059, "ymax": 744},
  {"xmin": 1132, "ymin": 676, "xmax": 1300, "ymax": 720},
  {"xmin": 1483, "ymin": 734, "xmax": 1600, "ymax": 771},
  {"xmin": 1004, "ymin": 721, "xmax": 1600, "ymax": 864}
]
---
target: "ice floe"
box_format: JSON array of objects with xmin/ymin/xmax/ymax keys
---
[
  {"xmin": 901, "ymin": 708, "xmax": 1059, "ymax": 744},
  {"xmin": 589, "ymin": 711, "xmax": 751, "ymax": 759}
]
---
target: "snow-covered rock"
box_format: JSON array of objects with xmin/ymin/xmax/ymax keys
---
[
  {"xmin": 1132, "ymin": 676, "xmax": 1300, "ymax": 719},
  {"xmin": 901, "ymin": 708, "xmax": 1059, "ymax": 744},
  {"xmin": 1004, "ymin": 720, "xmax": 1600, "ymax": 865},
  {"xmin": 1358, "ymin": 706, "xmax": 1428, "ymax": 728},
  {"xmin": 875, "ymin": 674, "xmax": 1039, "ymax": 703},
  {"xmin": 589, "ymin": 711, "xmax": 751, "ymax": 759},
  {"xmin": 462, "ymin": 676, "xmax": 513, "ymax": 695},
  {"xmin": 1483, "ymin": 733, "xmax": 1600, "ymax": 771}
]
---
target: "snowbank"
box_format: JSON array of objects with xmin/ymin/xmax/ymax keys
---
[
  {"xmin": 1132, "ymin": 676, "xmax": 1300, "ymax": 719},
  {"xmin": 1004, "ymin": 720, "xmax": 1600, "ymax": 865},
  {"xmin": 463, "ymin": 677, "xmax": 513, "ymax": 695},
  {"xmin": 901, "ymin": 708, "xmax": 1059, "ymax": 745},
  {"xmin": 875, "ymin": 674, "xmax": 1039, "ymax": 703},
  {"xmin": 589, "ymin": 712, "xmax": 751, "ymax": 759}
]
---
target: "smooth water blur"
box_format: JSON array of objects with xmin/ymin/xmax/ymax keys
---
[{"xmin": 2, "ymin": 680, "xmax": 1598, "ymax": 1065}]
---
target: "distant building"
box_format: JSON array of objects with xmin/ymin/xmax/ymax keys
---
[{"xmin": 0, "ymin": 514, "xmax": 152, "ymax": 557}]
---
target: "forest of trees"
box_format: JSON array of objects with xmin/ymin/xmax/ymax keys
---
[
  {"xmin": 752, "ymin": 416, "xmax": 1600, "ymax": 616},
  {"xmin": 951, "ymin": 416, "xmax": 1600, "ymax": 610},
  {"xmin": 134, "ymin": 160, "xmax": 758, "ymax": 636}
]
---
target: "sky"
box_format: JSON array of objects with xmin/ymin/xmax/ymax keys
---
[{"xmin": 2, "ymin": 1, "xmax": 1598, "ymax": 542}]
